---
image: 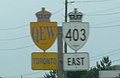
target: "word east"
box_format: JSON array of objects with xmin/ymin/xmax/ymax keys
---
[{"xmin": 67, "ymin": 57, "xmax": 85, "ymax": 66}]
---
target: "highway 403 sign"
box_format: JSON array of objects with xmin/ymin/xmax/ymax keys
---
[{"xmin": 63, "ymin": 22, "xmax": 89, "ymax": 51}]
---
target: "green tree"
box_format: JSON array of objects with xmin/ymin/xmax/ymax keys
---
[
  {"xmin": 82, "ymin": 56, "xmax": 112, "ymax": 78},
  {"xmin": 44, "ymin": 70, "xmax": 57, "ymax": 78},
  {"xmin": 82, "ymin": 67, "xmax": 99, "ymax": 78},
  {"xmin": 116, "ymin": 74, "xmax": 120, "ymax": 78},
  {"xmin": 96, "ymin": 56, "xmax": 112, "ymax": 70},
  {"xmin": 67, "ymin": 71, "xmax": 86, "ymax": 78}
]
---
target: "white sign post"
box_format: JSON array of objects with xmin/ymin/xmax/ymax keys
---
[{"xmin": 63, "ymin": 52, "xmax": 89, "ymax": 71}]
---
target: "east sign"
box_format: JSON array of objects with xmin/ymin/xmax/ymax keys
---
[
  {"xmin": 63, "ymin": 52, "xmax": 89, "ymax": 71},
  {"xmin": 32, "ymin": 52, "xmax": 58, "ymax": 70},
  {"xmin": 30, "ymin": 22, "xmax": 58, "ymax": 51},
  {"xmin": 63, "ymin": 22, "xmax": 89, "ymax": 51}
]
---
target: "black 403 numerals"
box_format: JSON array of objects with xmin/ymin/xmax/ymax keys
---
[{"xmin": 65, "ymin": 29, "xmax": 86, "ymax": 41}]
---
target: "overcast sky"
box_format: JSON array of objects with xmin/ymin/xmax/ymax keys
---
[{"xmin": 0, "ymin": 0, "xmax": 120, "ymax": 78}]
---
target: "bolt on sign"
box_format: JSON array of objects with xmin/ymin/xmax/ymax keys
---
[
  {"xmin": 32, "ymin": 52, "xmax": 58, "ymax": 70},
  {"xmin": 30, "ymin": 8, "xmax": 58, "ymax": 51}
]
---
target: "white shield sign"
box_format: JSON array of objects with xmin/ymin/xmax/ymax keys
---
[{"xmin": 63, "ymin": 22, "xmax": 89, "ymax": 51}]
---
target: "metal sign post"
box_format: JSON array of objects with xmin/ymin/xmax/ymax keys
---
[
  {"xmin": 57, "ymin": 27, "xmax": 64, "ymax": 78},
  {"xmin": 30, "ymin": 7, "xmax": 90, "ymax": 78}
]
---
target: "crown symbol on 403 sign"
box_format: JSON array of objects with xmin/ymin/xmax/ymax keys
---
[{"xmin": 68, "ymin": 8, "xmax": 83, "ymax": 22}]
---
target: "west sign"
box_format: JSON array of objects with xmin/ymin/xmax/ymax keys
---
[{"xmin": 63, "ymin": 22, "xmax": 89, "ymax": 51}]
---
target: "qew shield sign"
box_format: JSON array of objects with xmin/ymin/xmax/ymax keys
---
[
  {"xmin": 30, "ymin": 22, "xmax": 58, "ymax": 51},
  {"xmin": 63, "ymin": 22, "xmax": 89, "ymax": 51}
]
